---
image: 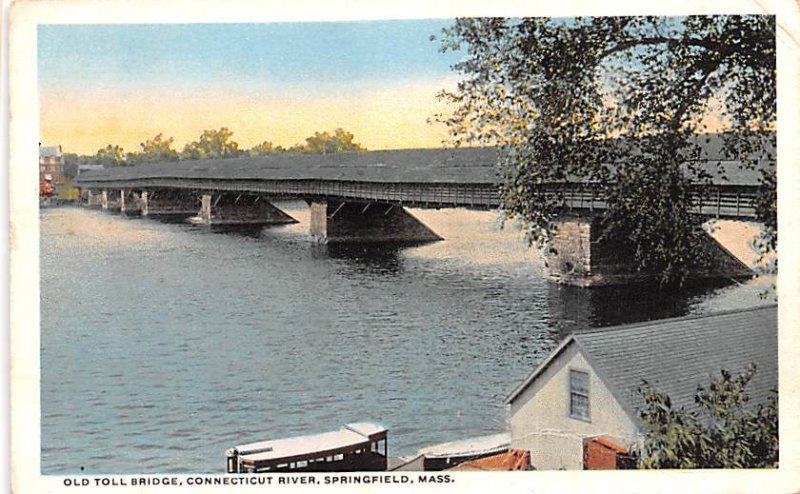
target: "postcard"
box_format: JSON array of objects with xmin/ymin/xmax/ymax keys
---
[{"xmin": 8, "ymin": 0, "xmax": 800, "ymax": 493}]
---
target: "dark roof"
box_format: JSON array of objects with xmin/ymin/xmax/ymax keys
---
[
  {"xmin": 506, "ymin": 305, "xmax": 778, "ymax": 422},
  {"xmin": 75, "ymin": 132, "xmax": 773, "ymax": 187},
  {"xmin": 76, "ymin": 147, "xmax": 500, "ymax": 185}
]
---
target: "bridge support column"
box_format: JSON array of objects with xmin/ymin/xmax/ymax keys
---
[
  {"xmin": 140, "ymin": 191, "xmax": 149, "ymax": 216},
  {"xmin": 83, "ymin": 189, "xmax": 100, "ymax": 207},
  {"xmin": 200, "ymin": 194, "xmax": 212, "ymax": 223},
  {"xmin": 188, "ymin": 193, "xmax": 297, "ymax": 225},
  {"xmin": 119, "ymin": 189, "xmax": 143, "ymax": 216},
  {"xmin": 544, "ymin": 215, "xmax": 753, "ymax": 287},
  {"xmin": 98, "ymin": 189, "xmax": 122, "ymax": 211},
  {"xmin": 139, "ymin": 190, "xmax": 200, "ymax": 218},
  {"xmin": 309, "ymin": 200, "xmax": 442, "ymax": 244}
]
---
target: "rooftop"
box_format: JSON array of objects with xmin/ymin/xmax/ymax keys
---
[
  {"xmin": 507, "ymin": 305, "xmax": 778, "ymax": 421},
  {"xmin": 39, "ymin": 145, "xmax": 62, "ymax": 158},
  {"xmin": 228, "ymin": 423, "xmax": 386, "ymax": 463},
  {"xmin": 75, "ymin": 133, "xmax": 773, "ymax": 187},
  {"xmin": 417, "ymin": 432, "xmax": 510, "ymax": 459}
]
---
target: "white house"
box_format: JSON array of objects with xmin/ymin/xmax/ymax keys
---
[{"xmin": 506, "ymin": 305, "xmax": 778, "ymax": 470}]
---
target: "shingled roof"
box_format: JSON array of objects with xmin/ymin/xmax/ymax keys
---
[
  {"xmin": 506, "ymin": 305, "xmax": 778, "ymax": 422},
  {"xmin": 75, "ymin": 132, "xmax": 773, "ymax": 187},
  {"xmin": 76, "ymin": 147, "xmax": 501, "ymax": 184}
]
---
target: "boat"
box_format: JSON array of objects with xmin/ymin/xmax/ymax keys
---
[
  {"xmin": 225, "ymin": 422, "xmax": 388, "ymax": 473},
  {"xmin": 415, "ymin": 432, "xmax": 510, "ymax": 471}
]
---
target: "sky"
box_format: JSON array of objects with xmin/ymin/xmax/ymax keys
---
[{"xmin": 38, "ymin": 21, "xmax": 464, "ymax": 155}]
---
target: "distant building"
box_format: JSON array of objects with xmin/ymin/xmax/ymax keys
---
[
  {"xmin": 506, "ymin": 305, "xmax": 777, "ymax": 470},
  {"xmin": 39, "ymin": 144, "xmax": 64, "ymax": 183}
]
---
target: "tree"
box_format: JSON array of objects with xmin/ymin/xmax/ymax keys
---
[
  {"xmin": 127, "ymin": 133, "xmax": 179, "ymax": 164},
  {"xmin": 437, "ymin": 16, "xmax": 776, "ymax": 285},
  {"xmin": 182, "ymin": 127, "xmax": 243, "ymax": 160},
  {"xmin": 248, "ymin": 140, "xmax": 277, "ymax": 156},
  {"xmin": 93, "ymin": 144, "xmax": 126, "ymax": 167},
  {"xmin": 636, "ymin": 365, "xmax": 778, "ymax": 468},
  {"xmin": 62, "ymin": 153, "xmax": 80, "ymax": 179},
  {"xmin": 296, "ymin": 128, "xmax": 366, "ymax": 154}
]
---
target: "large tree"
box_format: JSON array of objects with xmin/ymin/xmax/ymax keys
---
[
  {"xmin": 297, "ymin": 128, "xmax": 366, "ymax": 154},
  {"xmin": 182, "ymin": 127, "xmax": 244, "ymax": 160},
  {"xmin": 127, "ymin": 133, "xmax": 179, "ymax": 164},
  {"xmin": 93, "ymin": 144, "xmax": 126, "ymax": 167},
  {"xmin": 437, "ymin": 16, "xmax": 776, "ymax": 285}
]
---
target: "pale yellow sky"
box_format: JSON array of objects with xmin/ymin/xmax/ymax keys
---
[{"xmin": 40, "ymin": 80, "xmax": 458, "ymax": 155}]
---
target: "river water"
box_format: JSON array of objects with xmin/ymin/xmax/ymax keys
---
[{"xmin": 39, "ymin": 203, "xmax": 772, "ymax": 474}]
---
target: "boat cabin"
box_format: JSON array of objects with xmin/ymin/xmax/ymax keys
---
[{"xmin": 226, "ymin": 423, "xmax": 388, "ymax": 473}]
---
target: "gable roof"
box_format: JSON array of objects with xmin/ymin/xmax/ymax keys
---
[
  {"xmin": 506, "ymin": 305, "xmax": 778, "ymax": 423},
  {"xmin": 39, "ymin": 145, "xmax": 62, "ymax": 158}
]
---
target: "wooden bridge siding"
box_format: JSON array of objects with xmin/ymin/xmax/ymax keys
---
[{"xmin": 76, "ymin": 179, "xmax": 761, "ymax": 219}]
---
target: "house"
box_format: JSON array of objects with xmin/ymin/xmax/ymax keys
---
[
  {"xmin": 505, "ymin": 305, "xmax": 778, "ymax": 470},
  {"xmin": 39, "ymin": 144, "xmax": 64, "ymax": 183}
]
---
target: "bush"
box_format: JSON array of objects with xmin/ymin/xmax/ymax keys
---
[{"xmin": 636, "ymin": 364, "xmax": 778, "ymax": 468}]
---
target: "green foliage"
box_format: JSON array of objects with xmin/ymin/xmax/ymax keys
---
[
  {"xmin": 249, "ymin": 140, "xmax": 280, "ymax": 156},
  {"xmin": 754, "ymin": 168, "xmax": 777, "ymax": 274},
  {"xmin": 127, "ymin": 133, "xmax": 179, "ymax": 164},
  {"xmin": 437, "ymin": 16, "xmax": 776, "ymax": 285},
  {"xmin": 93, "ymin": 144, "xmax": 126, "ymax": 167},
  {"xmin": 294, "ymin": 128, "xmax": 366, "ymax": 154},
  {"xmin": 182, "ymin": 127, "xmax": 244, "ymax": 160},
  {"xmin": 62, "ymin": 153, "xmax": 80, "ymax": 179},
  {"xmin": 637, "ymin": 365, "xmax": 778, "ymax": 469}
]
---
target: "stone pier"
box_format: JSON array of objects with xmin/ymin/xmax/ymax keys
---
[
  {"xmin": 100, "ymin": 189, "xmax": 122, "ymax": 211},
  {"xmin": 543, "ymin": 215, "xmax": 754, "ymax": 287},
  {"xmin": 83, "ymin": 189, "xmax": 101, "ymax": 207},
  {"xmin": 188, "ymin": 193, "xmax": 297, "ymax": 225},
  {"xmin": 140, "ymin": 190, "xmax": 200, "ymax": 218},
  {"xmin": 308, "ymin": 200, "xmax": 442, "ymax": 244},
  {"xmin": 119, "ymin": 189, "xmax": 143, "ymax": 216}
]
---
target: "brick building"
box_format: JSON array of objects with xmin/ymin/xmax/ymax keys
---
[{"xmin": 39, "ymin": 144, "xmax": 64, "ymax": 183}]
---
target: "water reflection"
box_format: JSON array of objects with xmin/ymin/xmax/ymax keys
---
[
  {"xmin": 312, "ymin": 241, "xmax": 446, "ymax": 276},
  {"xmin": 547, "ymin": 278, "xmax": 739, "ymax": 339}
]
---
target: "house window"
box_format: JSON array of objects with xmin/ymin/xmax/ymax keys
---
[{"xmin": 569, "ymin": 370, "xmax": 590, "ymax": 421}]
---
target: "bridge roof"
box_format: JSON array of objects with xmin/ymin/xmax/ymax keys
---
[
  {"xmin": 78, "ymin": 147, "xmax": 501, "ymax": 184},
  {"xmin": 76, "ymin": 133, "xmax": 774, "ymax": 187}
]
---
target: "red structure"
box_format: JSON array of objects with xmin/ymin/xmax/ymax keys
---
[{"xmin": 583, "ymin": 437, "xmax": 631, "ymax": 470}]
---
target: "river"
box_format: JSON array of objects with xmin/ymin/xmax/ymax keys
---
[{"xmin": 39, "ymin": 203, "xmax": 772, "ymax": 474}]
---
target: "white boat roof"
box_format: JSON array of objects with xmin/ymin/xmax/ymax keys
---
[
  {"xmin": 343, "ymin": 422, "xmax": 387, "ymax": 440},
  {"xmin": 417, "ymin": 432, "xmax": 510, "ymax": 459},
  {"xmin": 231, "ymin": 423, "xmax": 387, "ymax": 463}
]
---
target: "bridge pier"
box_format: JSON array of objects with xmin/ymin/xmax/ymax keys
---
[
  {"xmin": 83, "ymin": 189, "xmax": 101, "ymax": 207},
  {"xmin": 99, "ymin": 189, "xmax": 122, "ymax": 211},
  {"xmin": 309, "ymin": 200, "xmax": 442, "ymax": 244},
  {"xmin": 139, "ymin": 190, "xmax": 200, "ymax": 217},
  {"xmin": 543, "ymin": 215, "xmax": 753, "ymax": 287},
  {"xmin": 119, "ymin": 189, "xmax": 142, "ymax": 216},
  {"xmin": 188, "ymin": 193, "xmax": 297, "ymax": 226}
]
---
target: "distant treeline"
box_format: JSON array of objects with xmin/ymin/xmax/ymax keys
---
[{"xmin": 62, "ymin": 127, "xmax": 365, "ymax": 179}]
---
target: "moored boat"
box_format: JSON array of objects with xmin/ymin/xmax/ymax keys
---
[{"xmin": 226, "ymin": 422, "xmax": 388, "ymax": 473}]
